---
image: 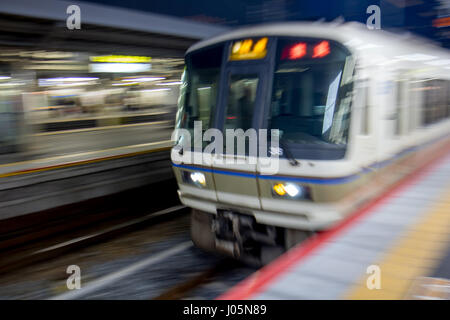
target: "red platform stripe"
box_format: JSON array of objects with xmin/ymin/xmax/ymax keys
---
[{"xmin": 218, "ymin": 144, "xmax": 450, "ymax": 300}]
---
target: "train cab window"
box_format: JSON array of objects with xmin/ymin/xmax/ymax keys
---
[
  {"xmin": 224, "ymin": 74, "xmax": 259, "ymax": 132},
  {"xmin": 268, "ymin": 38, "xmax": 354, "ymax": 159},
  {"xmin": 176, "ymin": 45, "xmax": 224, "ymax": 145}
]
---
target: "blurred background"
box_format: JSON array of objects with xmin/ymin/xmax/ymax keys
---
[
  {"xmin": 0, "ymin": 0, "xmax": 448, "ymax": 300},
  {"xmin": 0, "ymin": 0, "xmax": 448, "ymax": 155}
]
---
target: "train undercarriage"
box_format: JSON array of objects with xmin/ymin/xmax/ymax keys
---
[{"xmin": 191, "ymin": 209, "xmax": 312, "ymax": 266}]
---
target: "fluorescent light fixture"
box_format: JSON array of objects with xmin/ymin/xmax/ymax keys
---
[
  {"xmin": 38, "ymin": 77, "xmax": 98, "ymax": 87},
  {"xmin": 111, "ymin": 82, "xmax": 139, "ymax": 86},
  {"xmin": 122, "ymin": 77, "xmax": 165, "ymax": 82},
  {"xmin": 90, "ymin": 55, "xmax": 151, "ymax": 63},
  {"xmin": 141, "ymin": 88, "xmax": 171, "ymax": 92},
  {"xmin": 0, "ymin": 76, "xmax": 11, "ymax": 80},
  {"xmin": 43, "ymin": 77, "xmax": 99, "ymax": 82},
  {"xmin": 89, "ymin": 63, "xmax": 151, "ymax": 73},
  {"xmin": 156, "ymin": 81, "xmax": 182, "ymax": 86},
  {"xmin": 56, "ymin": 82, "xmax": 93, "ymax": 87},
  {"xmin": 0, "ymin": 82, "xmax": 25, "ymax": 87}
]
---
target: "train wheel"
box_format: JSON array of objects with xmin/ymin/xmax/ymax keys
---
[{"xmin": 190, "ymin": 209, "xmax": 215, "ymax": 252}]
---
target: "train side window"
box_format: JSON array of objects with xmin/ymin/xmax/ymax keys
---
[
  {"xmin": 422, "ymin": 79, "xmax": 432, "ymax": 126},
  {"xmin": 421, "ymin": 79, "xmax": 448, "ymax": 126},
  {"xmin": 447, "ymin": 80, "xmax": 450, "ymax": 118},
  {"xmin": 439, "ymin": 80, "xmax": 447, "ymax": 120},
  {"xmin": 409, "ymin": 80, "xmax": 419, "ymax": 132},
  {"xmin": 394, "ymin": 80, "xmax": 405, "ymax": 135},
  {"xmin": 359, "ymin": 85, "xmax": 370, "ymax": 135},
  {"xmin": 438, "ymin": 80, "xmax": 445, "ymax": 121}
]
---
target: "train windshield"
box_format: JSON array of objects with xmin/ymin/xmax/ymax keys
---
[
  {"xmin": 177, "ymin": 38, "xmax": 354, "ymax": 158},
  {"xmin": 176, "ymin": 44, "xmax": 224, "ymax": 145},
  {"xmin": 224, "ymin": 74, "xmax": 259, "ymax": 132},
  {"xmin": 269, "ymin": 38, "xmax": 354, "ymax": 158}
]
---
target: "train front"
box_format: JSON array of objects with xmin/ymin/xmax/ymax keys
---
[{"xmin": 171, "ymin": 31, "xmax": 357, "ymax": 265}]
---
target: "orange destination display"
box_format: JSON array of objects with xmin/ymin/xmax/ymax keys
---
[{"xmin": 229, "ymin": 37, "xmax": 268, "ymax": 61}]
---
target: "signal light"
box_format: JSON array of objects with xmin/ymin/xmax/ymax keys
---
[
  {"xmin": 313, "ymin": 41, "xmax": 330, "ymax": 58},
  {"xmin": 273, "ymin": 183, "xmax": 287, "ymax": 196},
  {"xmin": 281, "ymin": 42, "xmax": 307, "ymax": 60}
]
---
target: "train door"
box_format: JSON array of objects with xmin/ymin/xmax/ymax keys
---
[
  {"xmin": 211, "ymin": 64, "xmax": 269, "ymax": 210},
  {"xmin": 368, "ymin": 67, "xmax": 393, "ymax": 165},
  {"xmin": 352, "ymin": 76, "xmax": 377, "ymax": 167},
  {"xmin": 379, "ymin": 70, "xmax": 407, "ymax": 161}
]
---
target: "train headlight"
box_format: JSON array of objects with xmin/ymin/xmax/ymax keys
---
[
  {"xmin": 181, "ymin": 170, "xmax": 206, "ymax": 188},
  {"xmin": 272, "ymin": 183, "xmax": 308, "ymax": 199},
  {"xmin": 190, "ymin": 172, "xmax": 206, "ymax": 187}
]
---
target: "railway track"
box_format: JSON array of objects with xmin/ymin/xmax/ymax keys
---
[
  {"xmin": 153, "ymin": 259, "xmax": 243, "ymax": 300},
  {"xmin": 0, "ymin": 205, "xmax": 188, "ymax": 275},
  {"xmin": 0, "ymin": 179, "xmax": 183, "ymax": 273},
  {"xmin": 47, "ymin": 240, "xmax": 253, "ymax": 300},
  {"xmin": 0, "ymin": 181, "xmax": 255, "ymax": 300}
]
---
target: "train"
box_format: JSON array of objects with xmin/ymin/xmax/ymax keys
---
[{"xmin": 170, "ymin": 22, "xmax": 450, "ymax": 265}]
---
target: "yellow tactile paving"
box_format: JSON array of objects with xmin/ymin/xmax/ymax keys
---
[
  {"xmin": 406, "ymin": 277, "xmax": 450, "ymax": 300},
  {"xmin": 344, "ymin": 187, "xmax": 450, "ymax": 300},
  {"xmin": 0, "ymin": 144, "xmax": 172, "ymax": 178}
]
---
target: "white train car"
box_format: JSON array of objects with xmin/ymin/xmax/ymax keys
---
[{"xmin": 171, "ymin": 22, "xmax": 450, "ymax": 265}]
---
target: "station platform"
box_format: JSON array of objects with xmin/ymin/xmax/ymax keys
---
[
  {"xmin": 220, "ymin": 149, "xmax": 450, "ymax": 300},
  {"xmin": 0, "ymin": 120, "xmax": 173, "ymax": 173},
  {"xmin": 0, "ymin": 123, "xmax": 174, "ymax": 220},
  {"xmin": 30, "ymin": 109, "xmax": 173, "ymax": 133}
]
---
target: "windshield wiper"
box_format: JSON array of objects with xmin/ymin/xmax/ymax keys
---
[{"xmin": 279, "ymin": 138, "xmax": 299, "ymax": 167}]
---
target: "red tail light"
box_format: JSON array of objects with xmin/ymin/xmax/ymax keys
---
[
  {"xmin": 313, "ymin": 41, "xmax": 330, "ymax": 58},
  {"xmin": 281, "ymin": 42, "xmax": 307, "ymax": 60}
]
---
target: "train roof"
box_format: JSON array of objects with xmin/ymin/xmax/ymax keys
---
[{"xmin": 187, "ymin": 22, "xmax": 450, "ymax": 78}]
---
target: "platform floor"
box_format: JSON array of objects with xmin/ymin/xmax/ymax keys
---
[
  {"xmin": 0, "ymin": 122, "xmax": 173, "ymax": 177},
  {"xmin": 221, "ymin": 151, "xmax": 450, "ymax": 300}
]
